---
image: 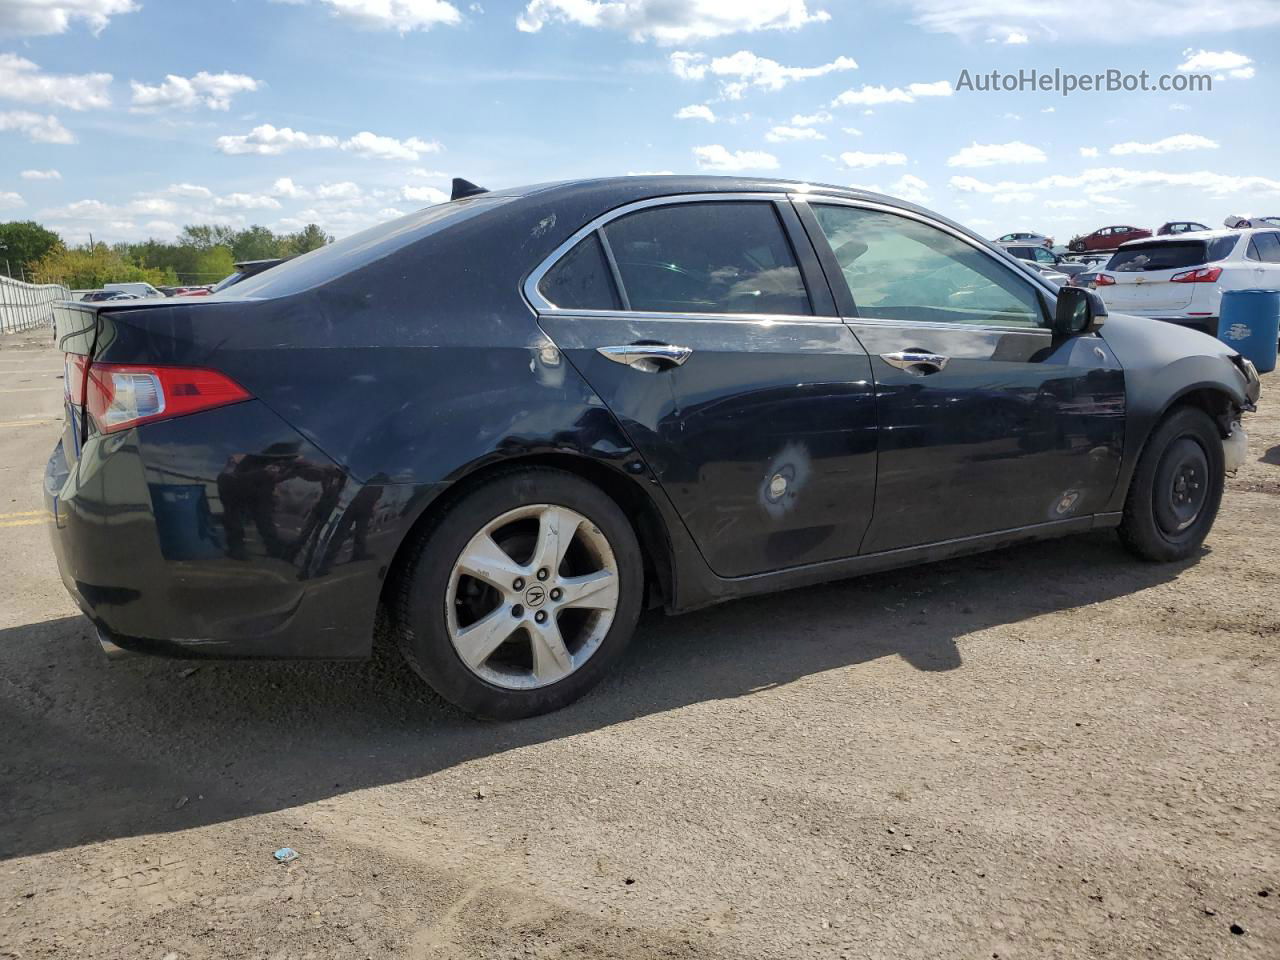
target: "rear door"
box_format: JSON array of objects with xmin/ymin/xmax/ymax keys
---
[
  {"xmin": 529, "ymin": 195, "xmax": 879, "ymax": 578},
  {"xmin": 796, "ymin": 199, "xmax": 1126, "ymax": 553},
  {"xmin": 1246, "ymin": 231, "xmax": 1280, "ymax": 284}
]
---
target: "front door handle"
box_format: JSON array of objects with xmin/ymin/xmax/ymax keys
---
[
  {"xmin": 880, "ymin": 350, "xmax": 949, "ymax": 374},
  {"xmin": 597, "ymin": 344, "xmax": 693, "ymax": 373}
]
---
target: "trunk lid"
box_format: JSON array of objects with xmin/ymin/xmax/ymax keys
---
[{"xmin": 1099, "ymin": 237, "xmax": 1236, "ymax": 312}]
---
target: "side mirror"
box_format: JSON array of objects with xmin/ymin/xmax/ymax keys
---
[{"xmin": 1053, "ymin": 286, "xmax": 1106, "ymax": 338}]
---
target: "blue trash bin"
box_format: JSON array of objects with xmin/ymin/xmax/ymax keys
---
[{"xmin": 1218, "ymin": 289, "xmax": 1280, "ymax": 374}]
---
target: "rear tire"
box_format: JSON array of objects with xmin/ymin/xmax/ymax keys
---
[
  {"xmin": 391, "ymin": 467, "xmax": 644, "ymax": 720},
  {"xmin": 1117, "ymin": 407, "xmax": 1225, "ymax": 562}
]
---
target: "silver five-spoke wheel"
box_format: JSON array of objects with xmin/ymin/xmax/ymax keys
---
[{"xmin": 446, "ymin": 503, "xmax": 619, "ymax": 690}]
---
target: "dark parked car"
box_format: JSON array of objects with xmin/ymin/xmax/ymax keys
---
[
  {"xmin": 1069, "ymin": 225, "xmax": 1152, "ymax": 253},
  {"xmin": 1157, "ymin": 221, "xmax": 1209, "ymax": 236},
  {"xmin": 46, "ymin": 176, "xmax": 1261, "ymax": 718}
]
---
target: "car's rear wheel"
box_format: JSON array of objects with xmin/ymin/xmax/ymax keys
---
[
  {"xmin": 1117, "ymin": 406, "xmax": 1225, "ymax": 562},
  {"xmin": 392, "ymin": 468, "xmax": 644, "ymax": 719}
]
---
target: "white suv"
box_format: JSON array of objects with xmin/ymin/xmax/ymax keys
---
[{"xmin": 1094, "ymin": 228, "xmax": 1280, "ymax": 334}]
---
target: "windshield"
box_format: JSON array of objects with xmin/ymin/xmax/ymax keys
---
[{"xmin": 1107, "ymin": 237, "xmax": 1237, "ymax": 272}]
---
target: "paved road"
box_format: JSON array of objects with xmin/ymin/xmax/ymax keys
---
[{"xmin": 1, "ymin": 334, "xmax": 1277, "ymax": 959}]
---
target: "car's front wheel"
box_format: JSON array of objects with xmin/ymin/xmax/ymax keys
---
[
  {"xmin": 1117, "ymin": 406, "xmax": 1225, "ymax": 562},
  {"xmin": 391, "ymin": 467, "xmax": 644, "ymax": 719}
]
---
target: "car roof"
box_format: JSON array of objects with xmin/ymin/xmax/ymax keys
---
[{"xmin": 1119, "ymin": 228, "xmax": 1248, "ymax": 244}]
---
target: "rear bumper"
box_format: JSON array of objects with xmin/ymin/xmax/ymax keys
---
[{"xmin": 44, "ymin": 400, "xmax": 422, "ymax": 660}]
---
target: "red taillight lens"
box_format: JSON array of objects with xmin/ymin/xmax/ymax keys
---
[
  {"xmin": 1093, "ymin": 274, "xmax": 1116, "ymax": 287},
  {"xmin": 79, "ymin": 362, "xmax": 250, "ymax": 433},
  {"xmin": 1170, "ymin": 266, "xmax": 1223, "ymax": 284}
]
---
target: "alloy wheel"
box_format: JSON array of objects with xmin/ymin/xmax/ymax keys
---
[{"xmin": 445, "ymin": 504, "xmax": 620, "ymax": 690}]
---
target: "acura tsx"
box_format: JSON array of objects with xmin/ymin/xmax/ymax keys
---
[{"xmin": 46, "ymin": 176, "xmax": 1262, "ymax": 718}]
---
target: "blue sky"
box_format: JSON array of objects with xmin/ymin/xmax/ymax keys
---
[{"xmin": 1, "ymin": 0, "xmax": 1278, "ymax": 246}]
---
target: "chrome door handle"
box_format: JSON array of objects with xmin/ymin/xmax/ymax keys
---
[
  {"xmin": 597, "ymin": 344, "xmax": 693, "ymax": 372},
  {"xmin": 880, "ymin": 350, "xmax": 949, "ymax": 373}
]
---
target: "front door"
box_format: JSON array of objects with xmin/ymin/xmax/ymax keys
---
[
  {"xmin": 797, "ymin": 200, "xmax": 1127, "ymax": 554},
  {"xmin": 531, "ymin": 197, "xmax": 879, "ymax": 578}
]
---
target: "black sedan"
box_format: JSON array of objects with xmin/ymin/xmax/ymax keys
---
[{"xmin": 46, "ymin": 176, "xmax": 1262, "ymax": 718}]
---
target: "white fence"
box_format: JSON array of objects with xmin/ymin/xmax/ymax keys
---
[{"xmin": 0, "ymin": 275, "xmax": 71, "ymax": 335}]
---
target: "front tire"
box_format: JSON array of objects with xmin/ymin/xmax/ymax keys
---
[
  {"xmin": 1117, "ymin": 407, "xmax": 1225, "ymax": 562},
  {"xmin": 391, "ymin": 468, "xmax": 644, "ymax": 719}
]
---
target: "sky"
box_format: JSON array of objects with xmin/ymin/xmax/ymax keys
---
[{"xmin": 1, "ymin": 0, "xmax": 1278, "ymax": 247}]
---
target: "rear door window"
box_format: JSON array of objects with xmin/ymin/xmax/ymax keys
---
[
  {"xmin": 538, "ymin": 233, "xmax": 621, "ymax": 309},
  {"xmin": 1108, "ymin": 238, "xmax": 1236, "ymax": 272},
  {"xmin": 602, "ymin": 202, "xmax": 811, "ymax": 315},
  {"xmin": 1253, "ymin": 232, "xmax": 1280, "ymax": 263}
]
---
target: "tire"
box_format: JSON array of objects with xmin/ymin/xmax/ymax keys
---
[
  {"xmin": 1117, "ymin": 406, "xmax": 1225, "ymax": 562},
  {"xmin": 391, "ymin": 467, "xmax": 644, "ymax": 719}
]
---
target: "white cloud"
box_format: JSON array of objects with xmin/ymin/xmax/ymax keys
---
[
  {"xmin": 216, "ymin": 124, "xmax": 340, "ymax": 155},
  {"xmin": 626, "ymin": 170, "xmax": 676, "ymax": 176},
  {"xmin": 1109, "ymin": 133, "xmax": 1219, "ymax": 156},
  {"xmin": 0, "ymin": 191, "xmax": 23, "ymax": 209},
  {"xmin": 519, "ymin": 0, "xmax": 830, "ymax": 43},
  {"xmin": 401, "ymin": 185, "xmax": 449, "ymax": 204},
  {"xmin": 130, "ymin": 71, "xmax": 259, "ymax": 112},
  {"xmin": 315, "ymin": 181, "xmax": 363, "ymax": 201},
  {"xmin": 889, "ymin": 173, "xmax": 929, "ymax": 203},
  {"xmin": 0, "ymin": 0, "xmax": 138, "ymax": 37},
  {"xmin": 899, "ymin": 0, "xmax": 1280, "ymax": 41},
  {"xmin": 20, "ymin": 169, "xmax": 61, "ymax": 180},
  {"xmin": 692, "ymin": 144, "xmax": 779, "ymax": 171},
  {"xmin": 0, "ymin": 54, "xmax": 111, "ymax": 110},
  {"xmin": 671, "ymin": 49, "xmax": 857, "ymax": 93},
  {"xmin": 948, "ymin": 140, "xmax": 1047, "ymax": 168},
  {"xmin": 841, "ymin": 151, "xmax": 908, "ymax": 169},
  {"xmin": 832, "ymin": 80, "xmax": 951, "ymax": 107},
  {"xmin": 790, "ymin": 110, "xmax": 832, "ymax": 126},
  {"xmin": 0, "ymin": 110, "xmax": 75, "ymax": 144},
  {"xmin": 166, "ymin": 183, "xmax": 214, "ymax": 199},
  {"xmin": 675, "ymin": 104, "xmax": 716, "ymax": 122},
  {"xmin": 214, "ymin": 193, "xmax": 283, "ymax": 210},
  {"xmin": 949, "ymin": 166, "xmax": 1280, "ymax": 202},
  {"xmin": 1003, "ymin": 30, "xmax": 1028, "ymax": 44},
  {"xmin": 1041, "ymin": 106, "xmax": 1055, "ymax": 113},
  {"xmin": 340, "ymin": 130, "xmax": 442, "ymax": 160},
  {"xmin": 1079, "ymin": 146, "xmax": 1099, "ymax": 158},
  {"xmin": 842, "ymin": 126, "xmax": 863, "ymax": 136},
  {"xmin": 285, "ymin": 0, "xmax": 462, "ymax": 32},
  {"xmin": 271, "ymin": 177, "xmax": 310, "ymax": 199},
  {"xmin": 1045, "ymin": 199, "xmax": 1090, "ymax": 209},
  {"xmin": 765, "ymin": 125, "xmax": 824, "ymax": 142},
  {"xmin": 1177, "ymin": 49, "xmax": 1254, "ymax": 79},
  {"xmin": 409, "ymin": 167, "xmax": 448, "ymax": 178}
]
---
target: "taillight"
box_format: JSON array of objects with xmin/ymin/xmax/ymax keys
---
[
  {"xmin": 1093, "ymin": 274, "xmax": 1116, "ymax": 287},
  {"xmin": 80, "ymin": 362, "xmax": 250, "ymax": 433},
  {"xmin": 1170, "ymin": 266, "xmax": 1222, "ymax": 284}
]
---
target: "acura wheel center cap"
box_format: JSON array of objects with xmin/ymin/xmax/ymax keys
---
[{"xmin": 524, "ymin": 584, "xmax": 546, "ymax": 608}]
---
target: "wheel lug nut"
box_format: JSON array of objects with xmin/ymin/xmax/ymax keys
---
[
  {"xmin": 535, "ymin": 610, "xmax": 547, "ymax": 624},
  {"xmin": 536, "ymin": 568, "xmax": 549, "ymax": 581},
  {"xmin": 511, "ymin": 604, "xmax": 524, "ymax": 618},
  {"xmin": 550, "ymin": 588, "xmax": 562, "ymax": 601},
  {"xmin": 513, "ymin": 577, "xmax": 524, "ymax": 590}
]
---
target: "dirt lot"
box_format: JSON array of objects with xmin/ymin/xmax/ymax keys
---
[{"xmin": 0, "ymin": 333, "xmax": 1276, "ymax": 959}]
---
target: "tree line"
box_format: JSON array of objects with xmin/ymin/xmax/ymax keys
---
[{"xmin": 0, "ymin": 220, "xmax": 332, "ymax": 290}]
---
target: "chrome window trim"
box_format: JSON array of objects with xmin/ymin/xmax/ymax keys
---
[
  {"xmin": 840, "ymin": 315, "xmax": 1053, "ymax": 337},
  {"xmin": 523, "ymin": 192, "xmax": 816, "ymax": 320}
]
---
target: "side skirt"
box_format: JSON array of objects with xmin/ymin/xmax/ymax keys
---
[{"xmin": 671, "ymin": 514, "xmax": 1122, "ymax": 614}]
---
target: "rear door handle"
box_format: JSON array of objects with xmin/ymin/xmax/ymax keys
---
[
  {"xmin": 880, "ymin": 350, "xmax": 949, "ymax": 374},
  {"xmin": 597, "ymin": 344, "xmax": 693, "ymax": 372}
]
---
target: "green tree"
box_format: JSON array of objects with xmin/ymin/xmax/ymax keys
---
[
  {"xmin": 193, "ymin": 246, "xmax": 236, "ymax": 283},
  {"xmin": 179, "ymin": 224, "xmax": 237, "ymax": 251},
  {"xmin": 33, "ymin": 243, "xmax": 171, "ymax": 289},
  {"xmin": 0, "ymin": 221, "xmax": 64, "ymax": 278},
  {"xmin": 231, "ymin": 225, "xmax": 284, "ymax": 262},
  {"xmin": 284, "ymin": 223, "xmax": 332, "ymax": 255}
]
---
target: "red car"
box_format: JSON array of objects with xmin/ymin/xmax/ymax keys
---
[{"xmin": 1068, "ymin": 225, "xmax": 1151, "ymax": 253}]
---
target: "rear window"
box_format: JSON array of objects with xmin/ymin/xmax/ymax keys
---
[
  {"xmin": 221, "ymin": 195, "xmax": 513, "ymax": 299},
  {"xmin": 1107, "ymin": 237, "xmax": 1237, "ymax": 272}
]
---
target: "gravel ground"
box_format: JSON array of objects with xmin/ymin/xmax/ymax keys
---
[{"xmin": 0, "ymin": 334, "xmax": 1276, "ymax": 960}]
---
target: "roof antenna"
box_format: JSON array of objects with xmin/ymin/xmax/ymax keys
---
[{"xmin": 451, "ymin": 177, "xmax": 489, "ymax": 201}]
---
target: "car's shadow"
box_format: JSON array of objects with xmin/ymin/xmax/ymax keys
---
[{"xmin": 1, "ymin": 531, "xmax": 1189, "ymax": 861}]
